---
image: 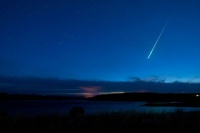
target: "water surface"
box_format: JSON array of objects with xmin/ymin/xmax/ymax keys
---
[{"xmin": 1, "ymin": 100, "xmax": 200, "ymax": 116}]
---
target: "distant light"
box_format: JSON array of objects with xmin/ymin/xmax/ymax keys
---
[
  {"xmin": 99, "ymin": 92, "xmax": 125, "ymax": 95},
  {"xmin": 196, "ymin": 94, "xmax": 199, "ymax": 97}
]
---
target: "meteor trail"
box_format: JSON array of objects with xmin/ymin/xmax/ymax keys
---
[{"xmin": 147, "ymin": 20, "xmax": 169, "ymax": 59}]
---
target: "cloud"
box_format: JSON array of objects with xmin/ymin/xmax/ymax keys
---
[{"xmin": 1, "ymin": 76, "xmax": 200, "ymax": 95}]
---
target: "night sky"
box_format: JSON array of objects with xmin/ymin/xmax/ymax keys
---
[{"xmin": 1, "ymin": 0, "xmax": 200, "ymax": 96}]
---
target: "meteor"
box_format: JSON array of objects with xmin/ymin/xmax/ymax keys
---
[{"xmin": 147, "ymin": 19, "xmax": 169, "ymax": 59}]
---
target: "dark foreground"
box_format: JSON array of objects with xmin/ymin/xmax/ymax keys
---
[{"xmin": 0, "ymin": 109, "xmax": 200, "ymax": 133}]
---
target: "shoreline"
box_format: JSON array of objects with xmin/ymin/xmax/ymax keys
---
[{"xmin": 142, "ymin": 102, "xmax": 200, "ymax": 107}]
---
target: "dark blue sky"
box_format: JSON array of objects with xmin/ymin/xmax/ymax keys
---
[{"xmin": 1, "ymin": 0, "xmax": 200, "ymax": 84}]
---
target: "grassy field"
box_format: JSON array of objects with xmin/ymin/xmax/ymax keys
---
[{"xmin": 0, "ymin": 109, "xmax": 200, "ymax": 133}]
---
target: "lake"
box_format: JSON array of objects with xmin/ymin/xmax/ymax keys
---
[{"xmin": 1, "ymin": 100, "xmax": 200, "ymax": 116}]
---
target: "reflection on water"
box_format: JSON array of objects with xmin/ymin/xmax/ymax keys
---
[{"xmin": 1, "ymin": 100, "xmax": 200, "ymax": 116}]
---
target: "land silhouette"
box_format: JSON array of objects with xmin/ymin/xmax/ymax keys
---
[
  {"xmin": 89, "ymin": 92, "xmax": 200, "ymax": 107},
  {"xmin": 0, "ymin": 105, "xmax": 200, "ymax": 133},
  {"xmin": 1, "ymin": 92, "xmax": 200, "ymax": 107},
  {"xmin": 1, "ymin": 92, "xmax": 200, "ymax": 132}
]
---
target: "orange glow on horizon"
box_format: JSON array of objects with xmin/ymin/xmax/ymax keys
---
[{"xmin": 79, "ymin": 86, "xmax": 102, "ymax": 98}]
